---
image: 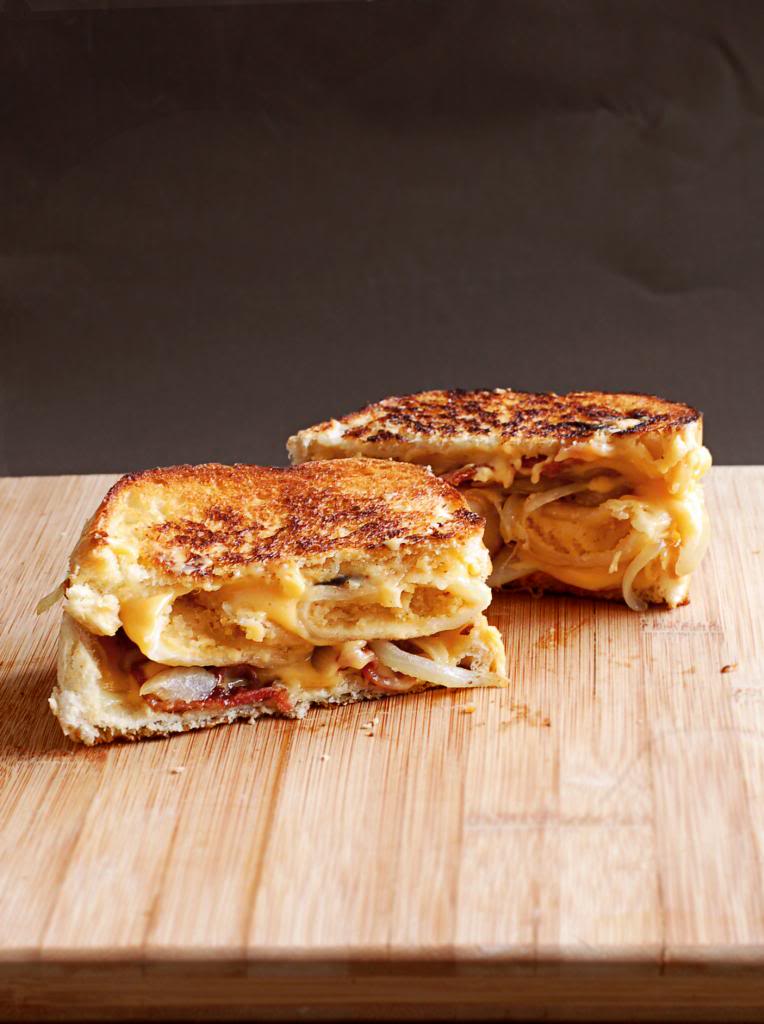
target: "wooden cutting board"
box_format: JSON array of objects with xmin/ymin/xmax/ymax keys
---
[{"xmin": 1, "ymin": 467, "xmax": 763, "ymax": 1021}]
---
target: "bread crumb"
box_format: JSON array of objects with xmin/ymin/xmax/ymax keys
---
[
  {"xmin": 721, "ymin": 663, "xmax": 738, "ymax": 674},
  {"xmin": 501, "ymin": 702, "xmax": 551, "ymax": 728},
  {"xmin": 462, "ymin": 703, "xmax": 477, "ymax": 714}
]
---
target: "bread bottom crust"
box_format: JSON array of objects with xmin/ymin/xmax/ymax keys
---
[{"xmin": 49, "ymin": 678, "xmax": 401, "ymax": 746}]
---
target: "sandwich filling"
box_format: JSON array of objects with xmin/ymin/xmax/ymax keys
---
[
  {"xmin": 89, "ymin": 613, "xmax": 505, "ymax": 718},
  {"xmin": 53, "ymin": 534, "xmax": 504, "ymax": 718},
  {"xmin": 447, "ymin": 430, "xmax": 711, "ymax": 609}
]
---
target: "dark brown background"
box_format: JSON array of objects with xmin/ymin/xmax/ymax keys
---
[{"xmin": 2, "ymin": 0, "xmax": 763, "ymax": 475}]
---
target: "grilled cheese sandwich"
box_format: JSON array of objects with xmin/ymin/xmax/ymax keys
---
[
  {"xmin": 41, "ymin": 459, "xmax": 506, "ymax": 744},
  {"xmin": 288, "ymin": 390, "xmax": 712, "ymax": 609}
]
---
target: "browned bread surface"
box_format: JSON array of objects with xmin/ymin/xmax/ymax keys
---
[
  {"xmin": 293, "ymin": 389, "xmax": 700, "ymax": 449},
  {"xmin": 75, "ymin": 458, "xmax": 481, "ymax": 582}
]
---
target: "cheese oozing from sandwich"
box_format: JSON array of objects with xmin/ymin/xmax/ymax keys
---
[
  {"xmin": 459, "ymin": 429, "xmax": 711, "ymax": 609},
  {"xmin": 287, "ymin": 390, "xmax": 712, "ymax": 609}
]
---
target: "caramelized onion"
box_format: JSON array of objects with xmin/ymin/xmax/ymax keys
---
[
  {"xmin": 361, "ymin": 659, "xmax": 418, "ymax": 693},
  {"xmin": 463, "ymin": 488, "xmax": 503, "ymax": 555},
  {"xmin": 139, "ymin": 667, "xmax": 218, "ymax": 703},
  {"xmin": 488, "ymin": 544, "xmax": 535, "ymax": 587},
  {"xmin": 621, "ymin": 542, "xmax": 663, "ymax": 611},
  {"xmin": 36, "ymin": 583, "xmax": 64, "ymax": 615},
  {"xmin": 523, "ymin": 482, "xmax": 591, "ymax": 516},
  {"xmin": 370, "ymin": 640, "xmax": 504, "ymax": 689}
]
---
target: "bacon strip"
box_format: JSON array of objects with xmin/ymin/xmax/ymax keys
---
[
  {"xmin": 361, "ymin": 659, "xmax": 417, "ymax": 693},
  {"xmin": 442, "ymin": 465, "xmax": 479, "ymax": 487},
  {"xmin": 143, "ymin": 672, "xmax": 294, "ymax": 715}
]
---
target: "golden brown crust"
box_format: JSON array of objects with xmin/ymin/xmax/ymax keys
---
[
  {"xmin": 295, "ymin": 389, "xmax": 700, "ymax": 448},
  {"xmin": 77, "ymin": 458, "xmax": 481, "ymax": 581}
]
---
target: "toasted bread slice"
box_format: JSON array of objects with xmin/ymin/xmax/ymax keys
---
[
  {"xmin": 62, "ymin": 458, "xmax": 492, "ymax": 647},
  {"xmin": 288, "ymin": 389, "xmax": 703, "ymax": 469},
  {"xmin": 42, "ymin": 459, "xmax": 506, "ymax": 744},
  {"xmin": 289, "ymin": 390, "xmax": 712, "ymax": 609}
]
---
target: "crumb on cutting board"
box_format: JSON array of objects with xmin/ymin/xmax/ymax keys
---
[
  {"xmin": 501, "ymin": 702, "xmax": 551, "ymax": 728},
  {"xmin": 360, "ymin": 718, "xmax": 378, "ymax": 737}
]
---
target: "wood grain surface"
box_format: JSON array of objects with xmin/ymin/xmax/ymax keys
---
[{"xmin": 1, "ymin": 468, "xmax": 763, "ymax": 1020}]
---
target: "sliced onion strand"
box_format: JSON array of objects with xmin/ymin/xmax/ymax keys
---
[
  {"xmin": 370, "ymin": 640, "xmax": 505, "ymax": 689},
  {"xmin": 621, "ymin": 542, "xmax": 663, "ymax": 611},
  {"xmin": 139, "ymin": 667, "xmax": 218, "ymax": 703},
  {"xmin": 523, "ymin": 482, "xmax": 591, "ymax": 516}
]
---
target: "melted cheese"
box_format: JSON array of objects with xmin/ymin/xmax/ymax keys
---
[
  {"xmin": 217, "ymin": 576, "xmax": 306, "ymax": 636},
  {"xmin": 122, "ymin": 627, "xmax": 484, "ymax": 705},
  {"xmin": 520, "ymin": 561, "xmax": 629, "ymax": 592},
  {"xmin": 120, "ymin": 593, "xmax": 176, "ymax": 661},
  {"xmin": 480, "ymin": 444, "xmax": 710, "ymax": 603},
  {"xmin": 262, "ymin": 619, "xmax": 484, "ymax": 694},
  {"xmin": 94, "ymin": 547, "xmax": 489, "ymax": 666},
  {"xmin": 272, "ymin": 656, "xmax": 344, "ymax": 692},
  {"xmin": 113, "ymin": 575, "xmax": 311, "ymax": 663}
]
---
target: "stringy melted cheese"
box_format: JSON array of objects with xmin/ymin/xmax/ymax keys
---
[{"xmin": 464, "ymin": 434, "xmax": 711, "ymax": 608}]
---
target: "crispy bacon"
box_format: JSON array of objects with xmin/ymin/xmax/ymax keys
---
[
  {"xmin": 361, "ymin": 659, "xmax": 416, "ymax": 693},
  {"xmin": 442, "ymin": 464, "xmax": 480, "ymax": 487},
  {"xmin": 143, "ymin": 667, "xmax": 294, "ymax": 715},
  {"xmin": 245, "ymin": 685, "xmax": 294, "ymax": 715}
]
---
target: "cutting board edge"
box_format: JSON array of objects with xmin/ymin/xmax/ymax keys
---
[{"xmin": 4, "ymin": 955, "xmax": 764, "ymax": 1022}]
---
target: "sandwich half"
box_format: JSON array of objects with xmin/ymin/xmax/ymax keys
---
[
  {"xmin": 288, "ymin": 390, "xmax": 712, "ymax": 609},
  {"xmin": 41, "ymin": 459, "xmax": 506, "ymax": 744}
]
